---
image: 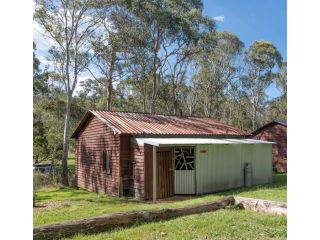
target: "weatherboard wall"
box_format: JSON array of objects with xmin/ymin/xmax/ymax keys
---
[
  {"xmin": 75, "ymin": 116, "xmax": 120, "ymax": 196},
  {"xmin": 130, "ymin": 142, "xmax": 146, "ymax": 200},
  {"xmin": 252, "ymin": 123, "xmax": 287, "ymax": 172}
]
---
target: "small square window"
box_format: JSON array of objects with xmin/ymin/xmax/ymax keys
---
[
  {"xmin": 175, "ymin": 147, "xmax": 195, "ymax": 170},
  {"xmin": 102, "ymin": 150, "xmax": 111, "ymax": 174}
]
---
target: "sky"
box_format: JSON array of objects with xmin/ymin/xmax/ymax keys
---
[
  {"xmin": 34, "ymin": 0, "xmax": 287, "ymax": 99},
  {"xmin": 203, "ymin": 0, "xmax": 287, "ymax": 99}
]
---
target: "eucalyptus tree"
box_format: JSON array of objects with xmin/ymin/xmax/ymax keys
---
[
  {"xmin": 34, "ymin": 0, "xmax": 104, "ymax": 186},
  {"xmin": 241, "ymin": 41, "xmax": 282, "ymax": 130},
  {"xmin": 192, "ymin": 31, "xmax": 244, "ymax": 118},
  {"xmin": 276, "ymin": 61, "xmax": 287, "ymax": 97},
  {"xmin": 87, "ymin": 3, "xmax": 135, "ymax": 111},
  {"xmin": 162, "ymin": 10, "xmax": 214, "ymax": 116},
  {"xmin": 125, "ymin": 0, "xmax": 209, "ymax": 114},
  {"xmin": 89, "ymin": 30, "xmax": 122, "ymax": 111},
  {"xmin": 124, "ymin": 48, "xmax": 153, "ymax": 112},
  {"xmin": 165, "ymin": 49, "xmax": 191, "ymax": 115}
]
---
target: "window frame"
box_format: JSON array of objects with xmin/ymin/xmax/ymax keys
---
[
  {"xmin": 102, "ymin": 149, "xmax": 112, "ymax": 174},
  {"xmin": 174, "ymin": 146, "xmax": 195, "ymax": 170}
]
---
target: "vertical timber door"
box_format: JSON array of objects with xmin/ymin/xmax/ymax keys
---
[
  {"xmin": 174, "ymin": 147, "xmax": 196, "ymax": 194},
  {"xmin": 156, "ymin": 150, "xmax": 174, "ymax": 199}
]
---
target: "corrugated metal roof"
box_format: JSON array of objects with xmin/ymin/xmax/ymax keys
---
[
  {"xmin": 134, "ymin": 137, "xmax": 274, "ymax": 146},
  {"xmin": 81, "ymin": 110, "xmax": 249, "ymax": 136}
]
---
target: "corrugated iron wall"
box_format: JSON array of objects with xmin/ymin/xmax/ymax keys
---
[
  {"xmin": 174, "ymin": 170, "xmax": 195, "ymax": 194},
  {"xmin": 196, "ymin": 144, "xmax": 272, "ymax": 194}
]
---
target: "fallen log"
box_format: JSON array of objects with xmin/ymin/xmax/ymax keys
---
[
  {"xmin": 234, "ymin": 196, "xmax": 287, "ymax": 215},
  {"xmin": 33, "ymin": 196, "xmax": 234, "ymax": 240}
]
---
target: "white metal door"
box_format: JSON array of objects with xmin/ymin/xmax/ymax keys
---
[{"xmin": 174, "ymin": 147, "xmax": 196, "ymax": 194}]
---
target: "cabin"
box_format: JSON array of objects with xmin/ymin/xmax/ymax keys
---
[
  {"xmin": 72, "ymin": 110, "xmax": 273, "ymax": 200},
  {"xmin": 251, "ymin": 121, "xmax": 287, "ymax": 173}
]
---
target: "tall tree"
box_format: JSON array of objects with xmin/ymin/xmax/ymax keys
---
[
  {"xmin": 241, "ymin": 41, "xmax": 282, "ymax": 130},
  {"xmin": 264, "ymin": 60, "xmax": 287, "ymax": 122},
  {"xmin": 276, "ymin": 61, "xmax": 287, "ymax": 97},
  {"xmin": 192, "ymin": 31, "xmax": 243, "ymax": 118},
  {"xmin": 126, "ymin": 0, "xmax": 208, "ymax": 113},
  {"xmin": 88, "ymin": 3, "xmax": 131, "ymax": 111},
  {"xmin": 124, "ymin": 48, "xmax": 152, "ymax": 112},
  {"xmin": 35, "ymin": 0, "xmax": 102, "ymax": 185}
]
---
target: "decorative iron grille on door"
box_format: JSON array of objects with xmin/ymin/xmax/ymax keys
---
[{"xmin": 174, "ymin": 147, "xmax": 195, "ymax": 170}]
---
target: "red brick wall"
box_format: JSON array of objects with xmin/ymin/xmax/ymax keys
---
[
  {"xmin": 252, "ymin": 123, "xmax": 287, "ymax": 172},
  {"xmin": 75, "ymin": 116, "xmax": 120, "ymax": 196}
]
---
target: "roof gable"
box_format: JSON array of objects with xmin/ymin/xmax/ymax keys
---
[
  {"xmin": 72, "ymin": 110, "xmax": 249, "ymax": 138},
  {"xmin": 252, "ymin": 120, "xmax": 287, "ymax": 135}
]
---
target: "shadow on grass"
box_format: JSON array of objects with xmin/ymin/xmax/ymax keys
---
[
  {"xmin": 200, "ymin": 173, "xmax": 287, "ymax": 199},
  {"xmin": 35, "ymin": 187, "xmax": 143, "ymax": 205}
]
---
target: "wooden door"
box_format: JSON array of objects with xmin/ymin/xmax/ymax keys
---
[{"xmin": 157, "ymin": 150, "xmax": 174, "ymax": 199}]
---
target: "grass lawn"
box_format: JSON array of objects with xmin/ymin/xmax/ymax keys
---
[
  {"xmin": 63, "ymin": 209, "xmax": 287, "ymax": 240},
  {"xmin": 34, "ymin": 173, "xmax": 286, "ymax": 227}
]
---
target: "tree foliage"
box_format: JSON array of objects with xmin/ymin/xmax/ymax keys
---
[{"xmin": 241, "ymin": 41, "xmax": 283, "ymax": 130}]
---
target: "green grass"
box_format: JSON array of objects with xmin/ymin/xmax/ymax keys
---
[
  {"xmin": 63, "ymin": 209, "xmax": 286, "ymax": 240},
  {"xmin": 67, "ymin": 152, "xmax": 75, "ymax": 168},
  {"xmin": 34, "ymin": 173, "xmax": 286, "ymax": 227},
  {"xmin": 219, "ymin": 173, "xmax": 287, "ymax": 202}
]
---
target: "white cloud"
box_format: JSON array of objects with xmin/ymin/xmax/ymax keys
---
[
  {"xmin": 37, "ymin": 55, "xmax": 49, "ymax": 64},
  {"xmin": 213, "ymin": 16, "xmax": 225, "ymax": 22},
  {"xmin": 33, "ymin": 21, "xmax": 56, "ymax": 51}
]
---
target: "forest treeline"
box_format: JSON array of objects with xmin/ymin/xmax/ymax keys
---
[{"xmin": 33, "ymin": 0, "xmax": 287, "ymax": 185}]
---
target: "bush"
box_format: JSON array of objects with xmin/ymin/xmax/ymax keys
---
[
  {"xmin": 33, "ymin": 172, "xmax": 61, "ymax": 192},
  {"xmin": 33, "ymin": 162, "xmax": 76, "ymax": 192},
  {"xmin": 53, "ymin": 164, "xmax": 76, "ymax": 188}
]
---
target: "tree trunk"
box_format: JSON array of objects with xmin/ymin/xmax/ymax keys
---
[
  {"xmin": 234, "ymin": 197, "xmax": 287, "ymax": 215},
  {"xmin": 189, "ymin": 103, "xmax": 193, "ymax": 116},
  {"xmin": 172, "ymin": 79, "xmax": 178, "ymax": 115},
  {"xmin": 150, "ymin": 60, "xmax": 157, "ymax": 114},
  {"xmin": 252, "ymin": 104, "xmax": 257, "ymax": 131},
  {"xmin": 150, "ymin": 32, "xmax": 160, "ymax": 114},
  {"xmin": 61, "ymin": 92, "xmax": 72, "ymax": 186},
  {"xmin": 106, "ymin": 49, "xmax": 116, "ymax": 111},
  {"xmin": 143, "ymin": 76, "xmax": 147, "ymax": 112}
]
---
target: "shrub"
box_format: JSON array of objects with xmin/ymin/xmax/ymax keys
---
[
  {"xmin": 33, "ymin": 172, "xmax": 61, "ymax": 192},
  {"xmin": 33, "ymin": 161, "xmax": 76, "ymax": 192},
  {"xmin": 53, "ymin": 164, "xmax": 76, "ymax": 188}
]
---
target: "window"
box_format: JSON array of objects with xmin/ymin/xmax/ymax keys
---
[
  {"xmin": 174, "ymin": 147, "xmax": 195, "ymax": 170},
  {"xmin": 102, "ymin": 150, "xmax": 111, "ymax": 174}
]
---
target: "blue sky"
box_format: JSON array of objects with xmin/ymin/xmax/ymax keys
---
[
  {"xmin": 202, "ymin": 0, "xmax": 287, "ymax": 99},
  {"xmin": 34, "ymin": 0, "xmax": 287, "ymax": 99}
]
